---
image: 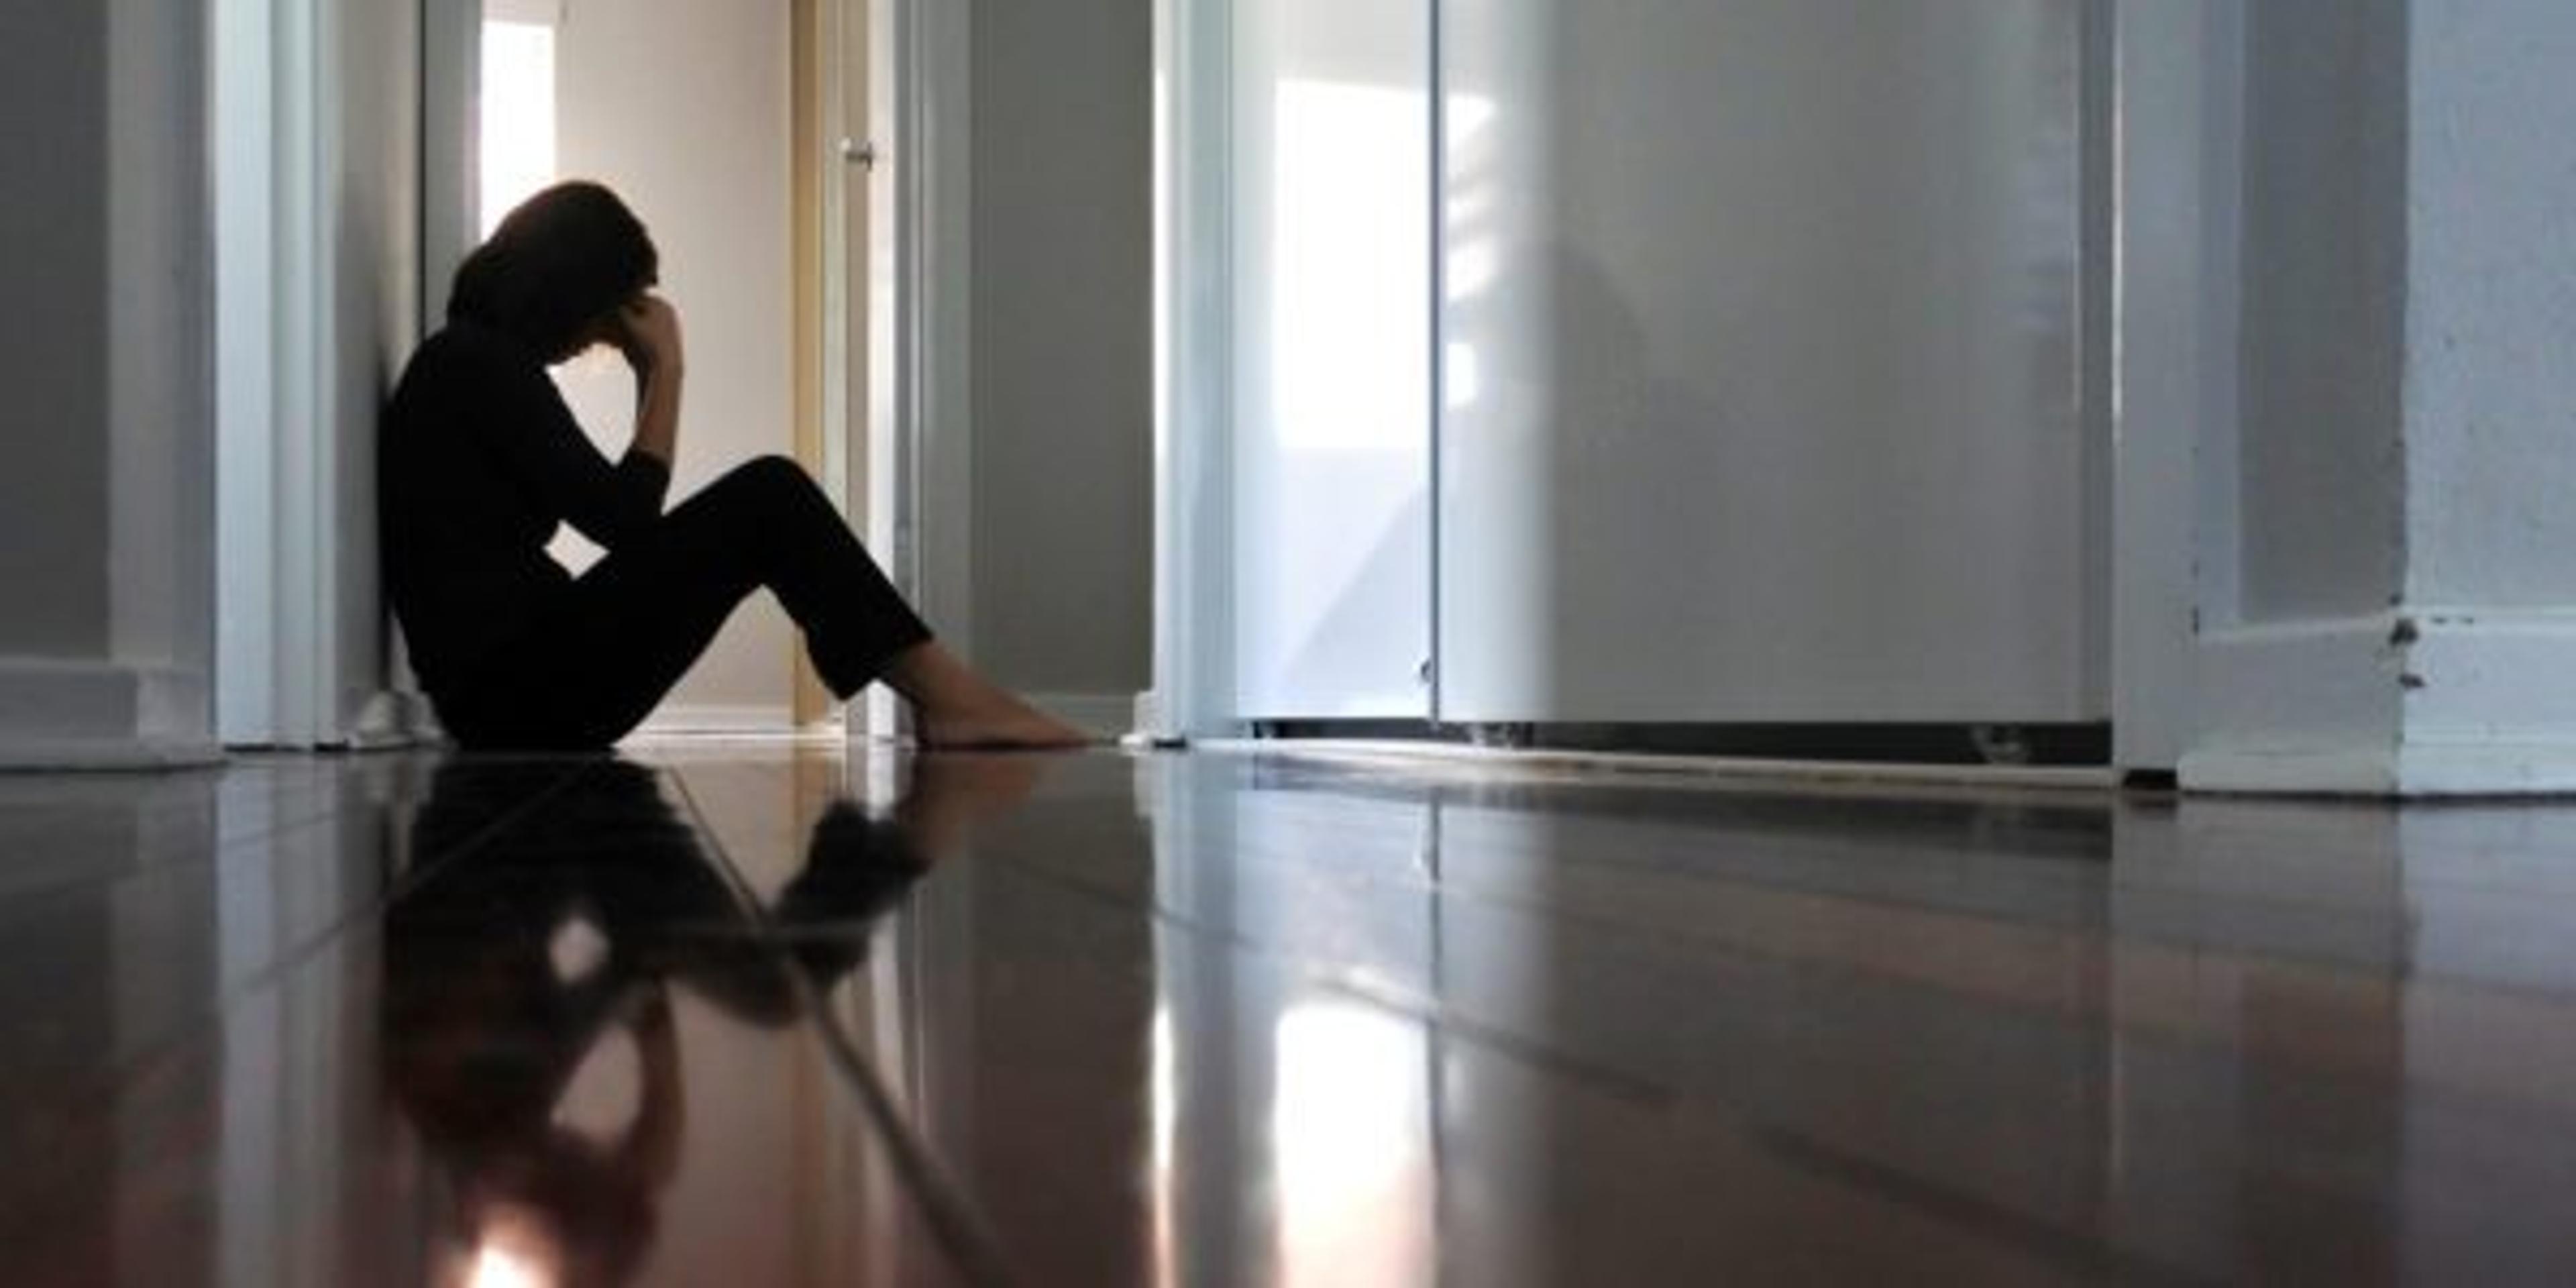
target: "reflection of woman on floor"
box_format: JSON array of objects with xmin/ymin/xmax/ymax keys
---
[
  {"xmin": 383, "ymin": 180, "xmax": 1082, "ymax": 750},
  {"xmin": 386, "ymin": 754, "xmax": 1032, "ymax": 1286}
]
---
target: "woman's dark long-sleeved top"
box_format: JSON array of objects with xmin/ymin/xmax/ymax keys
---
[{"xmin": 382, "ymin": 323, "xmax": 671, "ymax": 704}]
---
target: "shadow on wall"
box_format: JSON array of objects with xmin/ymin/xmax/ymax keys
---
[{"xmin": 1448, "ymin": 236, "xmax": 1745, "ymax": 693}]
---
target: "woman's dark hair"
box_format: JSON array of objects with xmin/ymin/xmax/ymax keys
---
[{"xmin": 447, "ymin": 180, "xmax": 658, "ymax": 358}]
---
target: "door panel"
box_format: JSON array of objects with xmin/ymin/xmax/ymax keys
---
[{"xmin": 1439, "ymin": 0, "xmax": 2094, "ymax": 722}]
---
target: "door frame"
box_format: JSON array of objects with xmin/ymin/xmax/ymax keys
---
[
  {"xmin": 1142, "ymin": 0, "xmax": 1236, "ymax": 741},
  {"xmin": 833, "ymin": 0, "xmax": 978, "ymax": 742},
  {"xmin": 892, "ymin": 0, "xmax": 979, "ymax": 666},
  {"xmin": 216, "ymin": 0, "xmax": 386, "ymax": 749},
  {"xmin": 2110, "ymin": 0, "xmax": 2245, "ymax": 775}
]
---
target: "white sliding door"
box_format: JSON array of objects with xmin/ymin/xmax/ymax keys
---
[
  {"xmin": 1229, "ymin": 0, "xmax": 1435, "ymax": 719},
  {"xmin": 1438, "ymin": 0, "xmax": 2099, "ymax": 723}
]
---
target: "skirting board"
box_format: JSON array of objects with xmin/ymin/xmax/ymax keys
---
[
  {"xmin": 640, "ymin": 704, "xmax": 804, "ymax": 736},
  {"xmin": 0, "ymin": 659, "xmax": 222, "ymax": 770},
  {"xmin": 1027, "ymin": 692, "xmax": 1142, "ymax": 741},
  {"xmin": 2182, "ymin": 610, "xmax": 2576, "ymax": 796}
]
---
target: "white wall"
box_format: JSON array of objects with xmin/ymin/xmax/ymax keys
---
[
  {"xmin": 555, "ymin": 0, "xmax": 800, "ymax": 729},
  {"xmin": 111, "ymin": 0, "xmax": 225, "ymax": 743},
  {"xmin": 2231, "ymin": 0, "xmax": 2410, "ymax": 623},
  {"xmin": 969, "ymin": 0, "xmax": 1157, "ymax": 703},
  {"xmin": 0, "ymin": 2, "xmax": 113, "ymax": 661},
  {"xmin": 2186, "ymin": 0, "xmax": 2576, "ymax": 794},
  {"xmin": 2403, "ymin": 0, "xmax": 2576, "ymax": 608},
  {"xmin": 0, "ymin": 0, "xmax": 219, "ymax": 764}
]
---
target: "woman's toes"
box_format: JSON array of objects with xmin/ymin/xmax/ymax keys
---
[{"xmin": 918, "ymin": 703, "xmax": 1090, "ymax": 749}]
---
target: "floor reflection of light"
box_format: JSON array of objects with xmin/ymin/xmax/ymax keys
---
[
  {"xmin": 1152, "ymin": 1007, "xmax": 1176, "ymax": 1176},
  {"xmin": 1272, "ymin": 1002, "xmax": 1431, "ymax": 1288},
  {"xmin": 546, "ymin": 913, "xmax": 610, "ymax": 985},
  {"xmin": 466, "ymin": 1239, "xmax": 553, "ymax": 1288},
  {"xmin": 1152, "ymin": 1007, "xmax": 1178, "ymax": 1287}
]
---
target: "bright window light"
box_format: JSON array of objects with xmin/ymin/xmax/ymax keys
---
[
  {"xmin": 1270, "ymin": 81, "xmax": 1430, "ymax": 453},
  {"xmin": 480, "ymin": 21, "xmax": 559, "ymax": 237}
]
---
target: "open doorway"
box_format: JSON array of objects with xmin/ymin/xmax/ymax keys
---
[
  {"xmin": 472, "ymin": 0, "xmax": 865, "ymax": 735},
  {"xmin": 483, "ymin": 0, "xmax": 802, "ymax": 734}
]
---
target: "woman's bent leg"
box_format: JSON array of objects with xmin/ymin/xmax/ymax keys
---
[
  {"xmin": 447, "ymin": 456, "xmax": 928, "ymax": 748},
  {"xmin": 658, "ymin": 455, "xmax": 933, "ymax": 698},
  {"xmin": 688, "ymin": 458, "xmax": 1081, "ymax": 746}
]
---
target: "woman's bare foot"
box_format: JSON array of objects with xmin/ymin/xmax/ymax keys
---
[
  {"xmin": 884, "ymin": 643, "xmax": 1091, "ymax": 749},
  {"xmin": 916, "ymin": 698, "xmax": 1089, "ymax": 750}
]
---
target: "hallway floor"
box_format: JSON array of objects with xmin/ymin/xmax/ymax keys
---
[{"xmin": 6, "ymin": 741, "xmax": 2576, "ymax": 1285}]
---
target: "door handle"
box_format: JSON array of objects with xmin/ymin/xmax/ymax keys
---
[{"xmin": 840, "ymin": 138, "xmax": 879, "ymax": 171}]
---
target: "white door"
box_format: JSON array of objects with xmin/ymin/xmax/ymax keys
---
[
  {"xmin": 1169, "ymin": 0, "xmax": 2108, "ymax": 734},
  {"xmin": 1438, "ymin": 0, "xmax": 2099, "ymax": 723}
]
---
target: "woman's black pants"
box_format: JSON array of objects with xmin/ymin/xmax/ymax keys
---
[{"xmin": 439, "ymin": 456, "xmax": 931, "ymax": 750}]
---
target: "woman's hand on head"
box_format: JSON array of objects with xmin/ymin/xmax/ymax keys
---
[{"xmin": 610, "ymin": 293, "xmax": 685, "ymax": 379}]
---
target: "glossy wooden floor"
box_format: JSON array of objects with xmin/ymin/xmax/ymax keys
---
[{"xmin": 8, "ymin": 743, "xmax": 2576, "ymax": 1285}]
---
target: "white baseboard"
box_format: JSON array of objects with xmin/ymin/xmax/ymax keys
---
[
  {"xmin": 639, "ymin": 704, "xmax": 802, "ymax": 735},
  {"xmin": 1124, "ymin": 689, "xmax": 1189, "ymax": 747},
  {"xmin": 2405, "ymin": 609, "xmax": 2576, "ymax": 740},
  {"xmin": 0, "ymin": 658, "xmax": 221, "ymax": 769},
  {"xmin": 2177, "ymin": 746, "xmax": 2403, "ymax": 796},
  {"xmin": 1028, "ymin": 692, "xmax": 1142, "ymax": 741},
  {"xmin": 344, "ymin": 688, "xmax": 442, "ymax": 751},
  {"xmin": 2391, "ymin": 609, "xmax": 2576, "ymax": 795},
  {"xmin": 2182, "ymin": 610, "xmax": 2576, "ymax": 796}
]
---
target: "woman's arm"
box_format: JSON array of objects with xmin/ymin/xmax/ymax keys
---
[
  {"xmin": 474, "ymin": 345, "xmax": 669, "ymax": 549},
  {"xmin": 474, "ymin": 294, "xmax": 683, "ymax": 550},
  {"xmin": 610, "ymin": 294, "xmax": 685, "ymax": 469}
]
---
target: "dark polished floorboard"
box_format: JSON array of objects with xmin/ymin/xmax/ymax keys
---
[{"xmin": 7, "ymin": 743, "xmax": 2576, "ymax": 1284}]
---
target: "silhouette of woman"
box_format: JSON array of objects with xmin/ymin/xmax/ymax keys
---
[
  {"xmin": 382, "ymin": 180, "xmax": 1083, "ymax": 751},
  {"xmin": 383, "ymin": 756, "xmax": 950, "ymax": 1286}
]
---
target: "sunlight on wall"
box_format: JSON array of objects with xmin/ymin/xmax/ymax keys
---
[{"xmin": 480, "ymin": 21, "xmax": 558, "ymax": 236}]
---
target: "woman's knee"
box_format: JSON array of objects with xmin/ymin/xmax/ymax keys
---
[
  {"xmin": 706, "ymin": 455, "xmax": 828, "ymax": 511},
  {"xmin": 722, "ymin": 453, "xmax": 816, "ymax": 492}
]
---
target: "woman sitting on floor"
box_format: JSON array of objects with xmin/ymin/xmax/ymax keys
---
[{"xmin": 382, "ymin": 180, "xmax": 1083, "ymax": 750}]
